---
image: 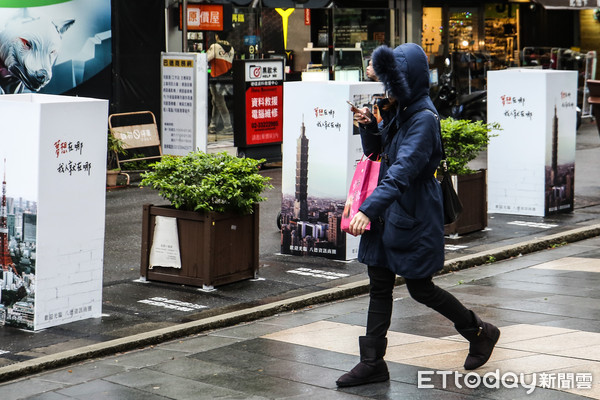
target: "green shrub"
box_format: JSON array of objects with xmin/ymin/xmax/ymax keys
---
[
  {"xmin": 123, "ymin": 153, "xmax": 151, "ymax": 171},
  {"xmin": 441, "ymin": 118, "xmax": 501, "ymax": 175},
  {"xmin": 140, "ymin": 151, "xmax": 273, "ymax": 214},
  {"xmin": 107, "ymin": 132, "xmax": 126, "ymax": 171}
]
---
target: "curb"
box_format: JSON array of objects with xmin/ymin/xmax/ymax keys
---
[{"xmin": 1, "ymin": 223, "xmax": 600, "ymax": 383}]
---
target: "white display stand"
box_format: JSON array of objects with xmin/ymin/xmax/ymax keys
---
[
  {"xmin": 0, "ymin": 94, "xmax": 107, "ymax": 331},
  {"xmin": 487, "ymin": 69, "xmax": 577, "ymax": 217},
  {"xmin": 280, "ymin": 81, "xmax": 383, "ymax": 261},
  {"xmin": 160, "ymin": 52, "xmax": 208, "ymax": 155}
]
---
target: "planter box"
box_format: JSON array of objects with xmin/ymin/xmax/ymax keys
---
[
  {"xmin": 140, "ymin": 204, "xmax": 259, "ymax": 289},
  {"xmin": 444, "ymin": 169, "xmax": 487, "ymax": 236}
]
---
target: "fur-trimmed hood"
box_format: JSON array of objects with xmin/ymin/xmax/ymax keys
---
[{"xmin": 371, "ymin": 43, "xmax": 431, "ymax": 111}]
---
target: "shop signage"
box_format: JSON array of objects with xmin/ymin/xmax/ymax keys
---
[
  {"xmin": 534, "ymin": 0, "xmax": 600, "ymax": 9},
  {"xmin": 234, "ymin": 59, "xmax": 284, "ymax": 147},
  {"xmin": 179, "ymin": 4, "xmax": 223, "ymax": 31},
  {"xmin": 160, "ymin": 52, "xmax": 208, "ymax": 156}
]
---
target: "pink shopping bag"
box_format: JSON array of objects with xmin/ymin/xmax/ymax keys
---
[{"xmin": 341, "ymin": 156, "xmax": 380, "ymax": 234}]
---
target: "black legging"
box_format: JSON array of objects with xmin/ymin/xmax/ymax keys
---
[{"xmin": 365, "ymin": 266, "xmax": 474, "ymax": 338}]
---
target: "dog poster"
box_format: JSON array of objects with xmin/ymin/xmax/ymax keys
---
[{"xmin": 0, "ymin": 0, "xmax": 111, "ymax": 95}]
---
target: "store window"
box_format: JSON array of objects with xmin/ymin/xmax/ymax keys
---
[
  {"xmin": 423, "ymin": 7, "xmax": 443, "ymax": 59},
  {"xmin": 302, "ymin": 8, "xmax": 390, "ymax": 81},
  {"xmin": 423, "ymin": 3, "xmax": 520, "ymax": 95},
  {"xmin": 484, "ymin": 3, "xmax": 518, "ymax": 68},
  {"xmin": 448, "ymin": 8, "xmax": 480, "ymax": 53}
]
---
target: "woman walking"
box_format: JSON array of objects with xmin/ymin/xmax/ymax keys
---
[{"xmin": 336, "ymin": 43, "xmax": 500, "ymax": 388}]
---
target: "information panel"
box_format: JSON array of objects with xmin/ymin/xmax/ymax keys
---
[
  {"xmin": 161, "ymin": 52, "xmax": 208, "ymax": 156},
  {"xmin": 233, "ymin": 59, "xmax": 284, "ymax": 160}
]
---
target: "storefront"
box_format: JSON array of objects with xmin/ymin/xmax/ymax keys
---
[
  {"xmin": 166, "ymin": 0, "xmax": 407, "ymax": 143},
  {"xmin": 422, "ymin": 2, "xmax": 521, "ymax": 94}
]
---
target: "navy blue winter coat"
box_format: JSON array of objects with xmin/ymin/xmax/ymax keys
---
[{"xmin": 357, "ymin": 43, "xmax": 444, "ymax": 279}]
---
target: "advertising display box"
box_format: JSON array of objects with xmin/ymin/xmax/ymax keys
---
[
  {"xmin": 487, "ymin": 69, "xmax": 577, "ymax": 217},
  {"xmin": 233, "ymin": 59, "xmax": 285, "ymax": 162},
  {"xmin": 281, "ymin": 81, "xmax": 383, "ymax": 261},
  {"xmin": 161, "ymin": 52, "xmax": 208, "ymax": 155},
  {"xmin": 0, "ymin": 94, "xmax": 108, "ymax": 331}
]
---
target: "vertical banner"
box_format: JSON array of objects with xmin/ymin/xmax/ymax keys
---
[
  {"xmin": 487, "ymin": 69, "xmax": 577, "ymax": 216},
  {"xmin": 161, "ymin": 52, "xmax": 208, "ymax": 156},
  {"xmin": 280, "ymin": 81, "xmax": 383, "ymax": 261},
  {"xmin": 0, "ymin": 93, "xmax": 107, "ymax": 331}
]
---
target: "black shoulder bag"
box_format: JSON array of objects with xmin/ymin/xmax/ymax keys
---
[
  {"xmin": 380, "ymin": 108, "xmax": 462, "ymax": 225},
  {"xmin": 432, "ymin": 113, "xmax": 463, "ymax": 225}
]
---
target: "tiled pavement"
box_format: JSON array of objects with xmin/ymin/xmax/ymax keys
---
[{"xmin": 2, "ymin": 237, "xmax": 600, "ymax": 399}]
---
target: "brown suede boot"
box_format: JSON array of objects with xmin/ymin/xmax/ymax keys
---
[
  {"xmin": 336, "ymin": 336, "xmax": 389, "ymax": 387},
  {"xmin": 456, "ymin": 312, "xmax": 500, "ymax": 370}
]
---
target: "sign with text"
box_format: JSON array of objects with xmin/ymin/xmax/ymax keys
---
[
  {"xmin": 234, "ymin": 59, "xmax": 284, "ymax": 147},
  {"xmin": 280, "ymin": 81, "xmax": 383, "ymax": 261},
  {"xmin": 0, "ymin": 93, "xmax": 107, "ymax": 331},
  {"xmin": 487, "ymin": 69, "xmax": 577, "ymax": 216},
  {"xmin": 179, "ymin": 4, "xmax": 224, "ymax": 31},
  {"xmin": 161, "ymin": 52, "xmax": 208, "ymax": 156}
]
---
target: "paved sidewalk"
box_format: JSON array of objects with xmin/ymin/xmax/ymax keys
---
[
  {"xmin": 0, "ymin": 120, "xmax": 598, "ymax": 396},
  {"xmin": 1, "ymin": 236, "xmax": 600, "ymax": 399}
]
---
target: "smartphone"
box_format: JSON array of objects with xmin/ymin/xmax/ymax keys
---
[{"xmin": 346, "ymin": 100, "xmax": 371, "ymax": 122}]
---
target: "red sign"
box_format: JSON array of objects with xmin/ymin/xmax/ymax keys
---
[
  {"xmin": 180, "ymin": 4, "xmax": 223, "ymax": 31},
  {"xmin": 304, "ymin": 9, "xmax": 311, "ymax": 25},
  {"xmin": 245, "ymin": 85, "xmax": 283, "ymax": 145}
]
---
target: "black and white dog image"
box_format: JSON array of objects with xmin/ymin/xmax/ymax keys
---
[{"xmin": 0, "ymin": 13, "xmax": 75, "ymax": 94}]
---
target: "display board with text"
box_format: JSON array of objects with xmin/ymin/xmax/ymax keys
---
[
  {"xmin": 0, "ymin": 94, "xmax": 107, "ymax": 331},
  {"xmin": 161, "ymin": 52, "xmax": 208, "ymax": 156},
  {"xmin": 487, "ymin": 69, "xmax": 577, "ymax": 217},
  {"xmin": 233, "ymin": 59, "xmax": 284, "ymax": 162},
  {"xmin": 280, "ymin": 81, "xmax": 383, "ymax": 261}
]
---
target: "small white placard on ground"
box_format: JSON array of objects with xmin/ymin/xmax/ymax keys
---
[
  {"xmin": 508, "ymin": 221, "xmax": 558, "ymax": 229},
  {"xmin": 445, "ymin": 244, "xmax": 468, "ymax": 251},
  {"xmin": 138, "ymin": 297, "xmax": 207, "ymax": 312},
  {"xmin": 287, "ymin": 268, "xmax": 349, "ymax": 280}
]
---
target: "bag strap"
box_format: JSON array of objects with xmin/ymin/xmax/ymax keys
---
[
  {"xmin": 418, "ymin": 109, "xmax": 450, "ymax": 174},
  {"xmin": 380, "ymin": 108, "xmax": 447, "ymax": 170}
]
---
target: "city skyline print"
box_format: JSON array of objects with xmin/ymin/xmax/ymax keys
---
[
  {"xmin": 1, "ymin": 159, "xmax": 37, "ymax": 329},
  {"xmin": 281, "ymin": 81, "xmax": 384, "ymax": 261}
]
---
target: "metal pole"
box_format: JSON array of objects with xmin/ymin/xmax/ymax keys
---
[{"xmin": 183, "ymin": 0, "xmax": 188, "ymax": 52}]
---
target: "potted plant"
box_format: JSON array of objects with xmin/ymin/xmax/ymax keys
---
[
  {"xmin": 440, "ymin": 117, "xmax": 500, "ymax": 235},
  {"xmin": 139, "ymin": 151, "xmax": 273, "ymax": 289},
  {"xmin": 106, "ymin": 131, "xmax": 127, "ymax": 187}
]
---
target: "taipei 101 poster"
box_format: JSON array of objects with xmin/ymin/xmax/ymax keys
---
[{"xmin": 280, "ymin": 81, "xmax": 383, "ymax": 261}]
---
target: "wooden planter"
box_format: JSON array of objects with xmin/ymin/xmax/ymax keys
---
[
  {"xmin": 140, "ymin": 204, "xmax": 259, "ymax": 289},
  {"xmin": 444, "ymin": 169, "xmax": 487, "ymax": 236}
]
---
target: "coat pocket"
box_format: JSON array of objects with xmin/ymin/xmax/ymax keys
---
[{"xmin": 382, "ymin": 210, "xmax": 419, "ymax": 251}]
